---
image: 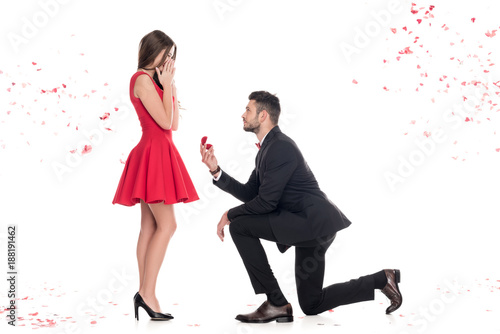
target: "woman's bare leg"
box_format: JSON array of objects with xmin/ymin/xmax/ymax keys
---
[
  {"xmin": 137, "ymin": 199, "xmax": 157, "ymax": 291},
  {"xmin": 138, "ymin": 200, "xmax": 177, "ymax": 313}
]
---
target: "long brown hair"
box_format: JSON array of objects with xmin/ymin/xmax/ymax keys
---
[{"xmin": 137, "ymin": 30, "xmax": 177, "ymax": 90}]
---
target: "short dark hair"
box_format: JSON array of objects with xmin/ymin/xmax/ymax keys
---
[{"xmin": 248, "ymin": 91, "xmax": 280, "ymax": 125}]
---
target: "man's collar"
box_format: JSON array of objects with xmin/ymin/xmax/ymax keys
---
[{"xmin": 259, "ymin": 125, "xmax": 280, "ymax": 147}]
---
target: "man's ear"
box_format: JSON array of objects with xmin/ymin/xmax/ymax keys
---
[{"xmin": 260, "ymin": 110, "xmax": 268, "ymax": 122}]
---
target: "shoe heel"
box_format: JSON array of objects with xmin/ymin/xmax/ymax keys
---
[
  {"xmin": 134, "ymin": 303, "xmax": 139, "ymax": 320},
  {"xmin": 395, "ymin": 269, "xmax": 401, "ymax": 283},
  {"xmin": 276, "ymin": 316, "xmax": 293, "ymax": 323}
]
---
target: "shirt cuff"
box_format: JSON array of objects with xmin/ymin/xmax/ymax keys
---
[{"xmin": 213, "ymin": 169, "xmax": 222, "ymax": 181}]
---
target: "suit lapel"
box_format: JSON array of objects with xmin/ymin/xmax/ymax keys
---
[{"xmin": 255, "ymin": 125, "xmax": 281, "ymax": 180}]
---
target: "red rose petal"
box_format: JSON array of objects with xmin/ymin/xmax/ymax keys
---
[
  {"xmin": 201, "ymin": 136, "xmax": 208, "ymax": 145},
  {"xmin": 486, "ymin": 30, "xmax": 497, "ymax": 38},
  {"xmin": 81, "ymin": 145, "xmax": 92, "ymax": 155},
  {"xmin": 398, "ymin": 47, "xmax": 413, "ymax": 54}
]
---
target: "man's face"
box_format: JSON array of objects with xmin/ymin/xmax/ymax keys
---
[{"xmin": 242, "ymin": 100, "xmax": 261, "ymax": 133}]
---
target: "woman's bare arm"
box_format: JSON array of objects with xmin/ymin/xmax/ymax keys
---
[
  {"xmin": 135, "ymin": 74, "xmax": 173, "ymax": 130},
  {"xmin": 171, "ymin": 82, "xmax": 179, "ymax": 131}
]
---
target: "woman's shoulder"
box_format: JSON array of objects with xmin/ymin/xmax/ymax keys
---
[
  {"xmin": 130, "ymin": 71, "xmax": 151, "ymax": 99},
  {"xmin": 130, "ymin": 71, "xmax": 158, "ymax": 99},
  {"xmin": 131, "ymin": 70, "xmax": 151, "ymax": 81},
  {"xmin": 131, "ymin": 71, "xmax": 156, "ymax": 88}
]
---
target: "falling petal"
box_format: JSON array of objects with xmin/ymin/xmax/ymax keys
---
[
  {"xmin": 398, "ymin": 47, "xmax": 413, "ymax": 54},
  {"xmin": 100, "ymin": 112, "xmax": 110, "ymax": 120},
  {"xmin": 485, "ymin": 30, "xmax": 497, "ymax": 38},
  {"xmin": 81, "ymin": 145, "xmax": 92, "ymax": 155}
]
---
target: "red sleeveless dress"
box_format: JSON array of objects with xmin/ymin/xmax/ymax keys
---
[{"xmin": 112, "ymin": 71, "xmax": 199, "ymax": 206}]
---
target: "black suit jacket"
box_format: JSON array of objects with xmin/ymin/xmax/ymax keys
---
[{"xmin": 213, "ymin": 125, "xmax": 352, "ymax": 253}]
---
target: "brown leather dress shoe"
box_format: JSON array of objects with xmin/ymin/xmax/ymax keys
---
[
  {"xmin": 235, "ymin": 301, "xmax": 293, "ymax": 323},
  {"xmin": 381, "ymin": 269, "xmax": 402, "ymax": 314}
]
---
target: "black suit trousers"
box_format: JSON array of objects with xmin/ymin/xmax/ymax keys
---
[{"xmin": 229, "ymin": 214, "xmax": 376, "ymax": 315}]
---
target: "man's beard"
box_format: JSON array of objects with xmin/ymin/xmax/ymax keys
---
[{"xmin": 243, "ymin": 117, "xmax": 260, "ymax": 134}]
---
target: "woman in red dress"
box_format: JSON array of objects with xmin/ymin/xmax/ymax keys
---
[{"xmin": 112, "ymin": 30, "xmax": 199, "ymax": 320}]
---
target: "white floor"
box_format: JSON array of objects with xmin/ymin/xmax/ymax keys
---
[{"xmin": 2, "ymin": 262, "xmax": 499, "ymax": 333}]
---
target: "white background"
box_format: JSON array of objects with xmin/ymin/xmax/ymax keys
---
[{"xmin": 1, "ymin": 0, "xmax": 499, "ymax": 333}]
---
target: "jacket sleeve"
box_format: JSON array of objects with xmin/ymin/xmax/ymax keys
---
[
  {"xmin": 213, "ymin": 167, "xmax": 259, "ymax": 203},
  {"xmin": 227, "ymin": 141, "xmax": 298, "ymax": 221}
]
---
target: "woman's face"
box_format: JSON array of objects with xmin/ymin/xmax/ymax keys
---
[{"xmin": 157, "ymin": 46, "xmax": 175, "ymax": 72}]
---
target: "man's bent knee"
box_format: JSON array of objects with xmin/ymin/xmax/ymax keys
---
[
  {"xmin": 301, "ymin": 304, "xmax": 320, "ymax": 316},
  {"xmin": 229, "ymin": 218, "xmax": 242, "ymax": 236},
  {"xmin": 299, "ymin": 297, "xmax": 322, "ymax": 316}
]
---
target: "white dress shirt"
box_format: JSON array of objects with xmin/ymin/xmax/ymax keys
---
[{"xmin": 213, "ymin": 130, "xmax": 271, "ymax": 181}]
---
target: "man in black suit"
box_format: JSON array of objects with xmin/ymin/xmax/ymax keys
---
[{"xmin": 200, "ymin": 91, "xmax": 402, "ymax": 323}]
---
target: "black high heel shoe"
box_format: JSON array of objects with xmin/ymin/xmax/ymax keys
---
[{"xmin": 134, "ymin": 292, "xmax": 174, "ymax": 321}]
